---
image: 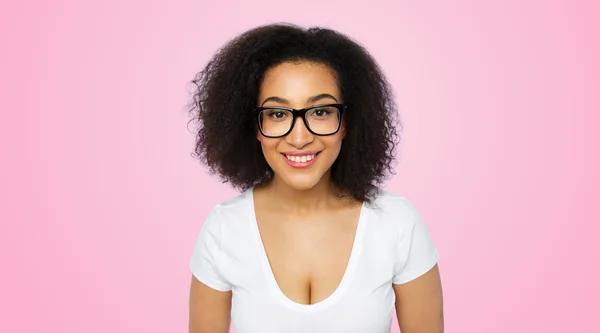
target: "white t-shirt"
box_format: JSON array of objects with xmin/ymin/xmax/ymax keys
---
[{"xmin": 189, "ymin": 187, "xmax": 439, "ymax": 333}]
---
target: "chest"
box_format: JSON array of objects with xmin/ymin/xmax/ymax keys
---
[
  {"xmin": 228, "ymin": 235, "xmax": 398, "ymax": 333},
  {"xmin": 254, "ymin": 201, "xmax": 367, "ymax": 304},
  {"xmin": 218, "ymin": 204, "xmax": 400, "ymax": 332}
]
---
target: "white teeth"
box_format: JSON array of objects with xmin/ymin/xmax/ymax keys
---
[{"xmin": 286, "ymin": 154, "xmax": 316, "ymax": 162}]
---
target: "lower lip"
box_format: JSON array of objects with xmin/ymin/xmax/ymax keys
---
[{"xmin": 281, "ymin": 153, "xmax": 320, "ymax": 168}]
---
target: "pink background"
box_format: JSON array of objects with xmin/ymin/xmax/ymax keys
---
[{"xmin": 1, "ymin": 0, "xmax": 598, "ymax": 332}]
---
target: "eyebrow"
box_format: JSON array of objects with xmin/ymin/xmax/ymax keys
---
[{"xmin": 260, "ymin": 93, "xmax": 339, "ymax": 106}]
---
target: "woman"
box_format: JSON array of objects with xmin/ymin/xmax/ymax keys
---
[{"xmin": 188, "ymin": 23, "xmax": 443, "ymax": 333}]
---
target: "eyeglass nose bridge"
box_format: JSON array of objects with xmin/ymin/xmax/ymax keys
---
[{"xmin": 289, "ymin": 107, "xmax": 314, "ymax": 130}]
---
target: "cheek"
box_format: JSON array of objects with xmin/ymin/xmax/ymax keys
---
[
  {"xmin": 258, "ymin": 137, "xmax": 281, "ymax": 157},
  {"xmin": 319, "ymin": 136, "xmax": 344, "ymax": 165},
  {"xmin": 325, "ymin": 135, "xmax": 344, "ymax": 151}
]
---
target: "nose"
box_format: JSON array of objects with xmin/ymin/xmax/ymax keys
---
[{"xmin": 285, "ymin": 117, "xmax": 313, "ymax": 148}]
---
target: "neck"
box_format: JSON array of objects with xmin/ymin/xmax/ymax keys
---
[{"xmin": 261, "ymin": 173, "xmax": 341, "ymax": 213}]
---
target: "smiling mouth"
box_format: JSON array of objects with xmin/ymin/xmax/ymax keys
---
[
  {"xmin": 282, "ymin": 152, "xmax": 319, "ymax": 163},
  {"xmin": 280, "ymin": 151, "xmax": 322, "ymax": 165}
]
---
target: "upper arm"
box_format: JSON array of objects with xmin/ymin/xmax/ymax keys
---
[
  {"xmin": 393, "ymin": 264, "xmax": 444, "ymax": 333},
  {"xmin": 189, "ymin": 276, "xmax": 232, "ymax": 333},
  {"xmin": 392, "ymin": 197, "xmax": 443, "ymax": 332},
  {"xmin": 188, "ymin": 205, "xmax": 233, "ymax": 333}
]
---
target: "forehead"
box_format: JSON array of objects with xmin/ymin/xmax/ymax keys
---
[{"xmin": 258, "ymin": 61, "xmax": 341, "ymax": 105}]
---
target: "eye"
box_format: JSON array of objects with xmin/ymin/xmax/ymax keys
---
[
  {"xmin": 308, "ymin": 107, "xmax": 335, "ymax": 118},
  {"xmin": 266, "ymin": 110, "xmax": 287, "ymax": 119}
]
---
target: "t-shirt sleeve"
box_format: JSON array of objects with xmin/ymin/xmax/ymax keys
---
[
  {"xmin": 189, "ymin": 204, "xmax": 232, "ymax": 292},
  {"xmin": 392, "ymin": 198, "xmax": 440, "ymax": 285}
]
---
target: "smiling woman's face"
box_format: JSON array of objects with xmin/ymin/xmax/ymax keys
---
[{"xmin": 256, "ymin": 61, "xmax": 345, "ymax": 191}]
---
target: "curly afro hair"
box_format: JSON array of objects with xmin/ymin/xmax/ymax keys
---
[{"xmin": 188, "ymin": 23, "xmax": 400, "ymax": 203}]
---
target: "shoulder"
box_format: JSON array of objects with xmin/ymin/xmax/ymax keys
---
[
  {"xmin": 365, "ymin": 188, "xmax": 434, "ymax": 249},
  {"xmin": 368, "ymin": 188, "xmax": 423, "ymax": 227},
  {"xmin": 200, "ymin": 188, "xmax": 256, "ymax": 251},
  {"xmin": 370, "ymin": 190, "xmax": 440, "ymax": 284},
  {"xmin": 206, "ymin": 188, "xmax": 253, "ymax": 223}
]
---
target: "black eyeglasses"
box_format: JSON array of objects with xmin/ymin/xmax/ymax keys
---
[{"xmin": 253, "ymin": 104, "xmax": 346, "ymax": 138}]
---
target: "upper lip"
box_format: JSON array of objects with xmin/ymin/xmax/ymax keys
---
[{"xmin": 281, "ymin": 151, "xmax": 320, "ymax": 156}]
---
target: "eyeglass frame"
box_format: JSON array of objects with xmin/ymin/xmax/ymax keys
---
[{"xmin": 252, "ymin": 103, "xmax": 347, "ymax": 138}]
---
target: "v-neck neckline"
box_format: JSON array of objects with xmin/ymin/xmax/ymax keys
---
[{"xmin": 246, "ymin": 186, "xmax": 368, "ymax": 312}]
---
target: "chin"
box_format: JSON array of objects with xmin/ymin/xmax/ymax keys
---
[{"xmin": 278, "ymin": 173, "xmax": 324, "ymax": 192}]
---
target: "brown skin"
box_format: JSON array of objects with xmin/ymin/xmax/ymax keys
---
[
  {"xmin": 189, "ymin": 278, "xmax": 231, "ymax": 333},
  {"xmin": 394, "ymin": 265, "xmax": 444, "ymax": 333},
  {"xmin": 256, "ymin": 61, "xmax": 345, "ymax": 195},
  {"xmin": 189, "ymin": 61, "xmax": 444, "ymax": 333}
]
